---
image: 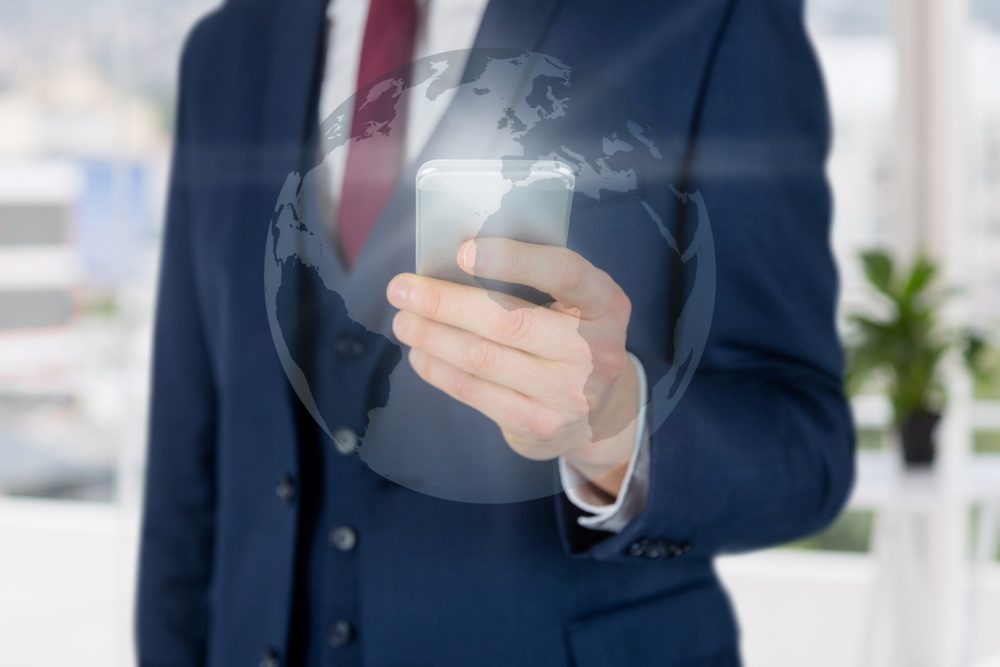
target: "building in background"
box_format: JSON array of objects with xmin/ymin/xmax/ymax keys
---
[
  {"xmin": 0, "ymin": 0, "xmax": 207, "ymax": 501},
  {"xmin": 0, "ymin": 161, "xmax": 93, "ymax": 497}
]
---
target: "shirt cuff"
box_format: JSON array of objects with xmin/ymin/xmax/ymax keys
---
[{"xmin": 558, "ymin": 352, "xmax": 650, "ymax": 534}]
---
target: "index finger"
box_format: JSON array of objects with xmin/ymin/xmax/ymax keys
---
[
  {"xmin": 458, "ymin": 238, "xmax": 618, "ymax": 319},
  {"xmin": 386, "ymin": 272, "xmax": 583, "ymax": 360}
]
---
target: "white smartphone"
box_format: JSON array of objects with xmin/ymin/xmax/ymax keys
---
[{"xmin": 415, "ymin": 159, "xmax": 575, "ymax": 302}]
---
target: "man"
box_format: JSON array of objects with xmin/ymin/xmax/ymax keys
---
[{"xmin": 136, "ymin": 0, "xmax": 855, "ymax": 665}]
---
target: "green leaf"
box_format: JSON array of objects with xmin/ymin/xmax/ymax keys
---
[
  {"xmin": 860, "ymin": 250, "xmax": 894, "ymax": 296},
  {"xmin": 844, "ymin": 249, "xmax": 966, "ymax": 426},
  {"xmin": 902, "ymin": 254, "xmax": 937, "ymax": 300}
]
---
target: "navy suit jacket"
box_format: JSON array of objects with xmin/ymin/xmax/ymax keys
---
[{"xmin": 136, "ymin": 0, "xmax": 855, "ymax": 665}]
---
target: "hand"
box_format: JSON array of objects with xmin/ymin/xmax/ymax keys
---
[{"xmin": 386, "ymin": 238, "xmax": 640, "ymax": 498}]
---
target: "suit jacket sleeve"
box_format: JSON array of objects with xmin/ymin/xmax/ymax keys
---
[
  {"xmin": 559, "ymin": 0, "xmax": 855, "ymax": 561},
  {"xmin": 135, "ymin": 20, "xmax": 219, "ymax": 666}
]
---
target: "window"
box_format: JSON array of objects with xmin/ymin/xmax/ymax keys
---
[
  {"xmin": 970, "ymin": 1, "xmax": 1000, "ymax": 327},
  {"xmin": 0, "ymin": 0, "xmax": 219, "ymax": 504}
]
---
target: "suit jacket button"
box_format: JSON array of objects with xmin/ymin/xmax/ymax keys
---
[
  {"xmin": 275, "ymin": 475, "xmax": 296, "ymax": 506},
  {"xmin": 330, "ymin": 525, "xmax": 357, "ymax": 552},
  {"xmin": 328, "ymin": 620, "xmax": 355, "ymax": 648},
  {"xmin": 260, "ymin": 648, "xmax": 281, "ymax": 667},
  {"xmin": 332, "ymin": 427, "xmax": 359, "ymax": 456},
  {"xmin": 335, "ymin": 334, "xmax": 366, "ymax": 360}
]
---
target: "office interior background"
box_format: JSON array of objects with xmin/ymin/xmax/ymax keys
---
[{"xmin": 0, "ymin": 0, "xmax": 998, "ymax": 665}]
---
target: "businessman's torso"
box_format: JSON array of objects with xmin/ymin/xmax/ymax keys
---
[{"xmin": 174, "ymin": 1, "xmax": 741, "ymax": 665}]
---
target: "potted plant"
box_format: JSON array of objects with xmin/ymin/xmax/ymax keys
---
[{"xmin": 844, "ymin": 250, "xmax": 988, "ymax": 467}]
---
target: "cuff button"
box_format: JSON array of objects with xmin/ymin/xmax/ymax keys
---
[
  {"xmin": 627, "ymin": 538, "xmax": 690, "ymax": 559},
  {"xmin": 627, "ymin": 538, "xmax": 651, "ymax": 557}
]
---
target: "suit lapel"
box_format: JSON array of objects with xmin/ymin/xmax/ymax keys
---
[
  {"xmin": 259, "ymin": 0, "xmax": 331, "ymax": 192},
  {"xmin": 261, "ymin": 0, "xmax": 334, "ymax": 446}
]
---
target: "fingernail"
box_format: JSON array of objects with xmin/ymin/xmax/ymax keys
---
[
  {"xmin": 461, "ymin": 241, "xmax": 477, "ymax": 272},
  {"xmin": 388, "ymin": 276, "xmax": 411, "ymax": 303}
]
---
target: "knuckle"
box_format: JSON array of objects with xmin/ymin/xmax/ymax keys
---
[
  {"xmin": 406, "ymin": 315, "xmax": 431, "ymax": 347},
  {"xmin": 494, "ymin": 306, "xmax": 533, "ymax": 341},
  {"xmin": 505, "ymin": 434, "xmax": 548, "ymax": 461},
  {"xmin": 558, "ymin": 364, "xmax": 589, "ymax": 397},
  {"xmin": 555, "ymin": 253, "xmax": 585, "ymax": 293},
  {"xmin": 528, "ymin": 412, "xmax": 565, "ymax": 442},
  {"xmin": 421, "ymin": 283, "xmax": 443, "ymax": 318},
  {"xmin": 565, "ymin": 335, "xmax": 593, "ymax": 363},
  {"xmin": 469, "ymin": 339, "xmax": 502, "ymax": 374},
  {"xmin": 507, "ymin": 245, "xmax": 528, "ymax": 276},
  {"xmin": 593, "ymin": 344, "xmax": 627, "ymax": 380},
  {"xmin": 451, "ymin": 370, "xmax": 478, "ymax": 403},
  {"xmin": 564, "ymin": 391, "xmax": 592, "ymax": 421},
  {"xmin": 615, "ymin": 290, "xmax": 633, "ymax": 320}
]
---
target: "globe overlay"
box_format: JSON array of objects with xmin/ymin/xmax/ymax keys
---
[{"xmin": 264, "ymin": 49, "xmax": 715, "ymax": 503}]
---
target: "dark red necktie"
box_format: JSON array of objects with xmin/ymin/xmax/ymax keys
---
[{"xmin": 336, "ymin": 0, "xmax": 418, "ymax": 266}]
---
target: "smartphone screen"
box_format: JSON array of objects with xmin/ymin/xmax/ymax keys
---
[{"xmin": 415, "ymin": 159, "xmax": 575, "ymax": 303}]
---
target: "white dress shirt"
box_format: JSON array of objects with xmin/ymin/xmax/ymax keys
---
[{"xmin": 318, "ymin": 0, "xmax": 650, "ymax": 532}]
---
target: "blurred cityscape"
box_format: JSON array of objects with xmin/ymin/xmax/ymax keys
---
[
  {"xmin": 0, "ymin": 0, "xmax": 218, "ymax": 501},
  {"xmin": 0, "ymin": 0, "xmax": 997, "ymax": 522}
]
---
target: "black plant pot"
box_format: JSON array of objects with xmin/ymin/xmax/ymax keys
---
[{"xmin": 899, "ymin": 408, "xmax": 941, "ymax": 467}]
